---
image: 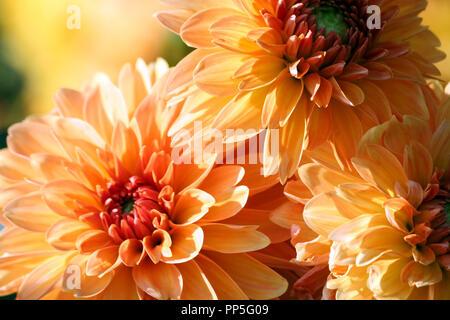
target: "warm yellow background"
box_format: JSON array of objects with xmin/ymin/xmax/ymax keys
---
[
  {"xmin": 422, "ymin": 0, "xmax": 450, "ymax": 81},
  {"xmin": 0, "ymin": 0, "xmax": 170, "ymax": 117},
  {"xmin": 0, "ymin": 0, "xmax": 448, "ymax": 122}
]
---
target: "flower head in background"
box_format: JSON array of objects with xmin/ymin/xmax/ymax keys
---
[
  {"xmin": 0, "ymin": 58, "xmax": 288, "ymax": 300},
  {"xmin": 296, "ymin": 82, "xmax": 449, "ymax": 299},
  {"xmin": 156, "ymin": 0, "xmax": 445, "ymax": 183}
]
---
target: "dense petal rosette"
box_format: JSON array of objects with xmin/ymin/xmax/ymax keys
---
[
  {"xmin": 157, "ymin": 0, "xmax": 445, "ymax": 183},
  {"xmin": 293, "ymin": 82, "xmax": 450, "ymax": 299},
  {"xmin": 0, "ymin": 59, "xmax": 288, "ymax": 300}
]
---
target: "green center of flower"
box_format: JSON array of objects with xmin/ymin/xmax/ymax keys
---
[
  {"xmin": 313, "ymin": 5, "xmax": 348, "ymax": 41},
  {"xmin": 122, "ymin": 198, "xmax": 135, "ymax": 214}
]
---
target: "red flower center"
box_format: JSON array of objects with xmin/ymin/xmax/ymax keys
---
[
  {"xmin": 98, "ymin": 176, "xmax": 174, "ymax": 243},
  {"xmin": 261, "ymin": 0, "xmax": 394, "ymax": 79}
]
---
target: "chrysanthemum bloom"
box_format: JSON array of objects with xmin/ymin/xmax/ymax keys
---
[
  {"xmin": 296, "ymin": 84, "xmax": 449, "ymax": 299},
  {"xmin": 156, "ymin": 0, "xmax": 445, "ymax": 183},
  {"xmin": 0, "ymin": 59, "xmax": 288, "ymax": 300}
]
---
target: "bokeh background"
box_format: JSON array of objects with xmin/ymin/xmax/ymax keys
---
[{"xmin": 0, "ymin": 0, "xmax": 192, "ymax": 147}]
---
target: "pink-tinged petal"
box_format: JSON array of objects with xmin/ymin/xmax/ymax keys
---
[
  {"xmin": 4, "ymin": 192, "xmax": 60, "ymax": 232},
  {"xmin": 172, "ymin": 189, "xmax": 215, "ymax": 225},
  {"xmin": 53, "ymin": 88, "xmax": 85, "ymax": 119},
  {"xmin": 85, "ymin": 246, "xmax": 120, "ymax": 277},
  {"xmin": 42, "ymin": 180, "xmax": 102, "ymax": 219},
  {"xmin": 163, "ymin": 224, "xmax": 203, "ymax": 264},
  {"xmin": 46, "ymin": 219, "xmax": 91, "ymax": 251},
  {"xmin": 132, "ymin": 259, "xmax": 183, "ymax": 300},
  {"xmin": 181, "ymin": 8, "xmax": 240, "ymax": 48},
  {"xmin": 195, "ymin": 254, "xmax": 248, "ymax": 299},
  {"xmin": 177, "ymin": 260, "xmax": 217, "ymax": 300},
  {"xmin": 17, "ymin": 252, "xmax": 76, "ymax": 300},
  {"xmin": 202, "ymin": 224, "xmax": 269, "ymax": 253},
  {"xmin": 205, "ymin": 252, "xmax": 288, "ymax": 300},
  {"xmin": 7, "ymin": 120, "xmax": 66, "ymax": 158},
  {"xmin": 0, "ymin": 150, "xmax": 38, "ymax": 182},
  {"xmin": 155, "ymin": 9, "xmax": 193, "ymax": 34}
]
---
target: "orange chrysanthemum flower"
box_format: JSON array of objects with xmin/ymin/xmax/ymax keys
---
[
  {"xmin": 156, "ymin": 0, "xmax": 445, "ymax": 182},
  {"xmin": 292, "ymin": 82, "xmax": 449, "ymax": 299},
  {"xmin": 0, "ymin": 59, "xmax": 288, "ymax": 300}
]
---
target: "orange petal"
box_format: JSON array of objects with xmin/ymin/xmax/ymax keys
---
[
  {"xmin": 119, "ymin": 239, "xmax": 145, "ymax": 267},
  {"xmin": 162, "ymin": 224, "xmax": 204, "ymax": 264},
  {"xmin": 263, "ymin": 68, "xmax": 304, "ymax": 128},
  {"xmin": 177, "ymin": 260, "xmax": 217, "ymax": 300},
  {"xmin": 42, "ymin": 180, "xmax": 102, "ymax": 219},
  {"xmin": 132, "ymin": 259, "xmax": 183, "ymax": 300},
  {"xmin": 205, "ymin": 252, "xmax": 288, "ymax": 299},
  {"xmin": 195, "ymin": 254, "xmax": 247, "ymax": 299},
  {"xmin": 85, "ymin": 246, "xmax": 120, "ymax": 277},
  {"xmin": 46, "ymin": 219, "xmax": 91, "ymax": 251},
  {"xmin": 210, "ymin": 15, "xmax": 262, "ymax": 53},
  {"xmin": 194, "ymin": 51, "xmax": 244, "ymax": 96},
  {"xmin": 181, "ymin": 8, "xmax": 240, "ymax": 48},
  {"xmin": 76, "ymin": 230, "xmax": 113, "ymax": 254},
  {"xmin": 173, "ymin": 189, "xmax": 215, "ymax": 225},
  {"xmin": 4, "ymin": 192, "xmax": 60, "ymax": 232},
  {"xmin": 202, "ymin": 224, "xmax": 269, "ymax": 253},
  {"xmin": 234, "ymin": 56, "xmax": 285, "ymax": 91},
  {"xmin": 17, "ymin": 252, "xmax": 76, "ymax": 300}
]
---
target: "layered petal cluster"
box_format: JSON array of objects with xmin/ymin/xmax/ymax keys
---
[
  {"xmin": 0, "ymin": 59, "xmax": 288, "ymax": 300},
  {"xmin": 156, "ymin": 0, "xmax": 445, "ymax": 182},
  {"xmin": 295, "ymin": 83, "xmax": 449, "ymax": 299}
]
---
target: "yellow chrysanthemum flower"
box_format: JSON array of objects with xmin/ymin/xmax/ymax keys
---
[
  {"xmin": 294, "ymin": 82, "xmax": 449, "ymax": 299},
  {"xmin": 0, "ymin": 59, "xmax": 288, "ymax": 300},
  {"xmin": 156, "ymin": 0, "xmax": 445, "ymax": 183}
]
